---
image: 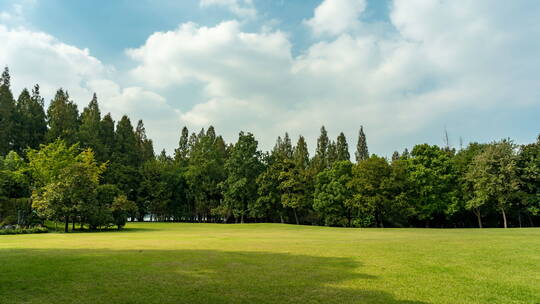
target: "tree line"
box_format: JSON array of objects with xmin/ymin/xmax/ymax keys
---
[{"xmin": 0, "ymin": 67, "xmax": 538, "ymax": 231}]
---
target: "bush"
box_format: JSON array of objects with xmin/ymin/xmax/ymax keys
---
[{"xmin": 0, "ymin": 226, "xmax": 48, "ymax": 235}]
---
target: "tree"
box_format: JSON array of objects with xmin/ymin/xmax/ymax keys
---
[
  {"xmin": 99, "ymin": 113, "xmax": 116, "ymax": 161},
  {"xmin": 312, "ymin": 126, "xmax": 330, "ymax": 171},
  {"xmin": 355, "ymin": 126, "xmax": 369, "ymax": 162},
  {"xmin": 349, "ymin": 156, "xmax": 392, "ymax": 227},
  {"xmin": 293, "ymin": 136, "xmax": 310, "ymax": 170},
  {"xmin": 466, "ymin": 140, "xmax": 521, "ymax": 228},
  {"xmin": 111, "ymin": 195, "xmax": 137, "ymax": 229},
  {"xmin": 0, "ymin": 67, "xmax": 16, "ymax": 155},
  {"xmin": 336, "ymin": 132, "xmax": 350, "ymax": 161},
  {"xmin": 278, "ymin": 160, "xmax": 311, "ymax": 225},
  {"xmin": 313, "ymin": 161, "xmax": 353, "ymax": 226},
  {"xmin": 407, "ymin": 144, "xmax": 457, "ymax": 227},
  {"xmin": 46, "ymin": 89, "xmax": 80, "ymax": 145},
  {"xmin": 79, "ymin": 93, "xmax": 105, "ymax": 160},
  {"xmin": 135, "ymin": 120, "xmax": 155, "ymax": 163},
  {"xmin": 222, "ymin": 132, "xmax": 263, "ymax": 223},
  {"xmin": 518, "ymin": 136, "xmax": 540, "ymax": 226},
  {"xmin": 28, "ymin": 141, "xmax": 106, "ymax": 232},
  {"xmin": 174, "ymin": 126, "xmax": 190, "ymax": 164},
  {"xmin": 453, "ymin": 143, "xmax": 487, "ymax": 227},
  {"xmin": 13, "ymin": 85, "xmax": 47, "ymax": 154}
]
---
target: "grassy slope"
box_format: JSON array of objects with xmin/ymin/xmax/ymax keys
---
[{"xmin": 0, "ymin": 223, "xmax": 539, "ymax": 304}]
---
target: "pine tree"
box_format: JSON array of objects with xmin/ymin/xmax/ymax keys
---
[
  {"xmin": 135, "ymin": 120, "xmax": 155, "ymax": 163},
  {"xmin": 14, "ymin": 85, "xmax": 47, "ymax": 153},
  {"xmin": 355, "ymin": 126, "xmax": 369, "ymax": 162},
  {"xmin": 391, "ymin": 151, "xmax": 400, "ymax": 162},
  {"xmin": 293, "ymin": 135, "xmax": 310, "ymax": 169},
  {"xmin": 99, "ymin": 113, "xmax": 115, "ymax": 161},
  {"xmin": 79, "ymin": 93, "xmax": 105, "ymax": 160},
  {"xmin": 113, "ymin": 115, "xmax": 139, "ymax": 167},
  {"xmin": 174, "ymin": 126, "xmax": 189, "ymax": 163},
  {"xmin": 46, "ymin": 89, "xmax": 80, "ymax": 145},
  {"xmin": 336, "ymin": 132, "xmax": 350, "ymax": 161},
  {"xmin": 0, "ymin": 67, "xmax": 16, "ymax": 155},
  {"xmin": 313, "ymin": 126, "xmax": 330, "ymax": 170},
  {"xmin": 327, "ymin": 140, "xmax": 337, "ymax": 166}
]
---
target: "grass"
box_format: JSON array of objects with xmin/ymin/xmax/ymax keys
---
[{"xmin": 0, "ymin": 223, "xmax": 539, "ymax": 304}]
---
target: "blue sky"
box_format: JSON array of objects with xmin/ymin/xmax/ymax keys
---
[{"xmin": 1, "ymin": 0, "xmax": 539, "ymax": 156}]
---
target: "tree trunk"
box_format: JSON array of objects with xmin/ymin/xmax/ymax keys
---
[
  {"xmin": 64, "ymin": 216, "xmax": 69, "ymax": 233},
  {"xmin": 501, "ymin": 208, "xmax": 508, "ymax": 228},
  {"xmin": 240, "ymin": 213, "xmax": 244, "ymax": 224},
  {"xmin": 280, "ymin": 214, "xmax": 284, "ymax": 224},
  {"xmin": 474, "ymin": 208, "xmax": 482, "ymax": 228},
  {"xmin": 293, "ymin": 209, "xmax": 299, "ymax": 225},
  {"xmin": 518, "ymin": 211, "xmax": 522, "ymax": 228}
]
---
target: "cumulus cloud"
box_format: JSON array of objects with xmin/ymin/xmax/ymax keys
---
[
  {"xmin": 0, "ymin": 25, "xmax": 182, "ymax": 153},
  {"xmin": 126, "ymin": 0, "xmax": 540, "ymax": 153},
  {"xmin": 2, "ymin": 0, "xmax": 540, "ymax": 155},
  {"xmin": 304, "ymin": 0, "xmax": 366, "ymax": 36},
  {"xmin": 200, "ymin": 0, "xmax": 257, "ymax": 18}
]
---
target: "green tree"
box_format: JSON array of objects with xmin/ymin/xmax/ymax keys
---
[
  {"xmin": 349, "ymin": 156, "xmax": 392, "ymax": 227},
  {"xmin": 355, "ymin": 126, "xmax": 369, "ymax": 162},
  {"xmin": 466, "ymin": 140, "xmax": 521, "ymax": 228},
  {"xmin": 135, "ymin": 120, "xmax": 155, "ymax": 163},
  {"xmin": 0, "ymin": 67, "xmax": 16, "ymax": 155},
  {"xmin": 518, "ymin": 136, "xmax": 540, "ymax": 226},
  {"xmin": 222, "ymin": 132, "xmax": 263, "ymax": 223},
  {"xmin": 14, "ymin": 85, "xmax": 47, "ymax": 154},
  {"xmin": 336, "ymin": 132, "xmax": 350, "ymax": 161},
  {"xmin": 313, "ymin": 161, "xmax": 353, "ymax": 226},
  {"xmin": 79, "ymin": 93, "xmax": 105, "ymax": 160},
  {"xmin": 174, "ymin": 126, "xmax": 190, "ymax": 164},
  {"xmin": 407, "ymin": 144, "xmax": 457, "ymax": 227},
  {"xmin": 28, "ymin": 141, "xmax": 106, "ymax": 232},
  {"xmin": 111, "ymin": 194, "xmax": 137, "ymax": 229},
  {"xmin": 312, "ymin": 126, "xmax": 330, "ymax": 171},
  {"xmin": 46, "ymin": 89, "xmax": 80, "ymax": 145},
  {"xmin": 99, "ymin": 113, "xmax": 115, "ymax": 161}
]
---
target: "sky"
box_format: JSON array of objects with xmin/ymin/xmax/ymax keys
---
[{"xmin": 1, "ymin": 0, "xmax": 539, "ymax": 157}]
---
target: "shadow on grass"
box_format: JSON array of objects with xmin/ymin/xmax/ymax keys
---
[{"xmin": 0, "ymin": 248, "xmax": 428, "ymax": 304}]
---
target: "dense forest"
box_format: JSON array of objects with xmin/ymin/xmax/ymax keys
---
[{"xmin": 0, "ymin": 67, "xmax": 539, "ymax": 231}]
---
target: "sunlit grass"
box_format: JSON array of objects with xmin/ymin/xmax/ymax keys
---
[{"xmin": 1, "ymin": 223, "xmax": 539, "ymax": 303}]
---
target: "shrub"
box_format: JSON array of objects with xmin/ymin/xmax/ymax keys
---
[{"xmin": 0, "ymin": 226, "xmax": 48, "ymax": 235}]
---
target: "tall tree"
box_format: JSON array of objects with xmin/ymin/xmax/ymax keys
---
[
  {"xmin": 14, "ymin": 86, "xmax": 47, "ymax": 153},
  {"xmin": 135, "ymin": 120, "xmax": 155, "ymax": 163},
  {"xmin": 174, "ymin": 126, "xmax": 190, "ymax": 164},
  {"xmin": 0, "ymin": 67, "xmax": 16, "ymax": 155},
  {"xmin": 293, "ymin": 135, "xmax": 310, "ymax": 169},
  {"xmin": 313, "ymin": 126, "xmax": 330, "ymax": 171},
  {"xmin": 79, "ymin": 93, "xmax": 105, "ymax": 160},
  {"xmin": 222, "ymin": 132, "xmax": 263, "ymax": 223},
  {"xmin": 466, "ymin": 140, "xmax": 521, "ymax": 228},
  {"xmin": 46, "ymin": 89, "xmax": 80, "ymax": 145},
  {"xmin": 336, "ymin": 132, "xmax": 350, "ymax": 161},
  {"xmin": 313, "ymin": 161, "xmax": 353, "ymax": 226},
  {"xmin": 355, "ymin": 126, "xmax": 369, "ymax": 162},
  {"xmin": 99, "ymin": 113, "xmax": 115, "ymax": 161}
]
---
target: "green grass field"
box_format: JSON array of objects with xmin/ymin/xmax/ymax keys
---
[{"xmin": 1, "ymin": 223, "xmax": 539, "ymax": 304}]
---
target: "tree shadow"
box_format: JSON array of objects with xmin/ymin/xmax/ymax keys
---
[{"xmin": 0, "ymin": 248, "xmax": 429, "ymax": 304}]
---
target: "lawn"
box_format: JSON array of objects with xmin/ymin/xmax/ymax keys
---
[{"xmin": 0, "ymin": 223, "xmax": 539, "ymax": 304}]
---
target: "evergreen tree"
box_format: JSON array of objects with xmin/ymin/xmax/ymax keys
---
[
  {"xmin": 46, "ymin": 89, "xmax": 80, "ymax": 145},
  {"xmin": 336, "ymin": 132, "xmax": 350, "ymax": 161},
  {"xmin": 391, "ymin": 151, "xmax": 400, "ymax": 162},
  {"xmin": 174, "ymin": 126, "xmax": 189, "ymax": 164},
  {"xmin": 327, "ymin": 140, "xmax": 337, "ymax": 166},
  {"xmin": 99, "ymin": 113, "xmax": 115, "ymax": 161},
  {"xmin": 293, "ymin": 135, "xmax": 310, "ymax": 169},
  {"xmin": 14, "ymin": 85, "xmax": 47, "ymax": 153},
  {"xmin": 355, "ymin": 126, "xmax": 369, "ymax": 162},
  {"xmin": 113, "ymin": 116, "xmax": 139, "ymax": 167},
  {"xmin": 79, "ymin": 93, "xmax": 105, "ymax": 160},
  {"xmin": 135, "ymin": 120, "xmax": 155, "ymax": 163},
  {"xmin": 0, "ymin": 67, "xmax": 16, "ymax": 155},
  {"xmin": 222, "ymin": 132, "xmax": 263, "ymax": 223},
  {"xmin": 313, "ymin": 126, "xmax": 330, "ymax": 171}
]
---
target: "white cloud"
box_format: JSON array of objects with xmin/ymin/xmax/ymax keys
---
[
  {"xmin": 304, "ymin": 0, "xmax": 366, "ymax": 36},
  {"xmin": 0, "ymin": 25, "xmax": 182, "ymax": 153},
  {"xmin": 127, "ymin": 0, "xmax": 540, "ymax": 154},
  {"xmin": 200, "ymin": 0, "xmax": 256, "ymax": 18},
  {"xmin": 2, "ymin": 0, "xmax": 540, "ymax": 155}
]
